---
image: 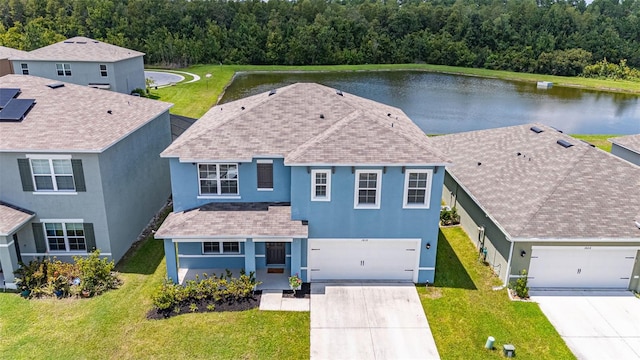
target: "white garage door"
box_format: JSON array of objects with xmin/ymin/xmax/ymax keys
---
[
  {"xmin": 308, "ymin": 239, "xmax": 419, "ymax": 281},
  {"xmin": 528, "ymin": 246, "xmax": 638, "ymax": 289}
]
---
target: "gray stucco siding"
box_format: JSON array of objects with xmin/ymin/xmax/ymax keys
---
[
  {"xmin": 112, "ymin": 57, "xmax": 146, "ymax": 94},
  {"xmin": 99, "ymin": 110, "xmax": 172, "ymax": 262},
  {"xmin": 611, "ymin": 143, "xmax": 640, "ymax": 166},
  {"xmin": 0, "ymin": 152, "xmax": 110, "ymax": 260},
  {"xmin": 442, "ymin": 172, "xmax": 511, "ymax": 282}
]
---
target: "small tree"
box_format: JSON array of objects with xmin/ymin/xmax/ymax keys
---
[{"xmin": 513, "ymin": 269, "xmax": 529, "ymax": 299}]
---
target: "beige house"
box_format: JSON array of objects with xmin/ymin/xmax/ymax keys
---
[{"xmin": 431, "ymin": 124, "xmax": 640, "ymax": 291}]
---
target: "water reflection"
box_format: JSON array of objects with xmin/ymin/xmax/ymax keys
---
[{"xmin": 221, "ymin": 71, "xmax": 640, "ymax": 135}]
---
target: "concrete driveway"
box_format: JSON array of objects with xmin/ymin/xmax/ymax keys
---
[
  {"xmin": 531, "ymin": 290, "xmax": 640, "ymax": 360},
  {"xmin": 310, "ymin": 282, "xmax": 440, "ymax": 360}
]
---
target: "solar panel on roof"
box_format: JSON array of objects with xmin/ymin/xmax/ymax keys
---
[
  {"xmin": 0, "ymin": 98, "xmax": 35, "ymax": 121},
  {"xmin": 0, "ymin": 88, "xmax": 21, "ymax": 108}
]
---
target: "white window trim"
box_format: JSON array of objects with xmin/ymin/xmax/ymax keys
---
[
  {"xmin": 56, "ymin": 63, "xmax": 72, "ymax": 77},
  {"xmin": 256, "ymin": 159, "xmax": 273, "ymax": 191},
  {"xmin": 403, "ymin": 169, "xmax": 433, "ymax": 209},
  {"xmin": 29, "ymin": 158, "xmax": 75, "ymax": 192},
  {"xmin": 42, "ymin": 221, "xmax": 87, "ymax": 253},
  {"xmin": 354, "ymin": 169, "xmax": 382, "ymax": 209},
  {"xmin": 202, "ymin": 241, "xmax": 241, "ymax": 255},
  {"xmin": 311, "ymin": 169, "xmax": 331, "ymax": 202},
  {"xmin": 197, "ymin": 163, "xmax": 239, "ymax": 196},
  {"xmin": 99, "ymin": 64, "xmax": 108, "ymax": 77}
]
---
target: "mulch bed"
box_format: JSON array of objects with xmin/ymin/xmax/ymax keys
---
[
  {"xmin": 282, "ymin": 283, "xmax": 311, "ymax": 299},
  {"xmin": 146, "ymin": 293, "xmax": 262, "ymax": 320}
]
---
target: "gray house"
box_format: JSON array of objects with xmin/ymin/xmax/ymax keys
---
[
  {"xmin": 431, "ymin": 124, "xmax": 640, "ymax": 292},
  {"xmin": 610, "ymin": 134, "xmax": 640, "ymax": 166},
  {"xmin": 9, "ymin": 37, "xmax": 146, "ymax": 94},
  {"xmin": 0, "ymin": 46, "xmax": 28, "ymax": 77},
  {"xmin": 0, "ymin": 75, "xmax": 172, "ymax": 289}
]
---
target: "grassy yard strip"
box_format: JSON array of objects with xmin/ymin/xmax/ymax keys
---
[
  {"xmin": 419, "ymin": 227, "xmax": 575, "ymax": 360},
  {"xmin": 149, "ymin": 64, "xmax": 640, "ymax": 119},
  {"xmin": 0, "ymin": 233, "xmax": 309, "ymax": 359},
  {"xmin": 571, "ymin": 134, "xmax": 618, "ymax": 152}
]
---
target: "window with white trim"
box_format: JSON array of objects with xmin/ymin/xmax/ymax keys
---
[
  {"xmin": 257, "ymin": 160, "xmax": 273, "ymax": 190},
  {"xmin": 56, "ymin": 63, "xmax": 71, "ymax": 76},
  {"xmin": 202, "ymin": 241, "xmax": 240, "ymax": 254},
  {"xmin": 198, "ymin": 163, "xmax": 238, "ymax": 195},
  {"xmin": 45, "ymin": 223, "xmax": 86, "ymax": 252},
  {"xmin": 21, "ymin": 63, "xmax": 29, "ymax": 75},
  {"xmin": 99, "ymin": 64, "xmax": 108, "ymax": 77},
  {"xmin": 354, "ymin": 170, "xmax": 382, "ymax": 209},
  {"xmin": 403, "ymin": 169, "xmax": 433, "ymax": 208},
  {"xmin": 30, "ymin": 159, "xmax": 75, "ymax": 191},
  {"xmin": 311, "ymin": 169, "xmax": 331, "ymax": 201}
]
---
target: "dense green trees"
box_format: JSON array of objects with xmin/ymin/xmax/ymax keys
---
[{"xmin": 1, "ymin": 0, "xmax": 640, "ymax": 76}]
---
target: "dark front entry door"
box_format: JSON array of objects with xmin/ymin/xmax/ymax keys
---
[{"xmin": 266, "ymin": 242, "xmax": 285, "ymax": 265}]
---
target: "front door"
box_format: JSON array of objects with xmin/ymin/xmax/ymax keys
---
[{"xmin": 266, "ymin": 242, "xmax": 285, "ymax": 265}]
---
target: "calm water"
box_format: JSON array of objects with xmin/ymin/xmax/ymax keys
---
[{"xmin": 220, "ymin": 71, "xmax": 640, "ymax": 135}]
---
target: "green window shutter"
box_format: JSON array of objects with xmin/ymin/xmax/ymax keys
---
[
  {"xmin": 18, "ymin": 159, "xmax": 34, "ymax": 192},
  {"xmin": 32, "ymin": 223, "xmax": 47, "ymax": 253},
  {"xmin": 71, "ymin": 159, "xmax": 86, "ymax": 192},
  {"xmin": 84, "ymin": 223, "xmax": 96, "ymax": 252}
]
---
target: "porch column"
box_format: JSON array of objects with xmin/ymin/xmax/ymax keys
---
[
  {"xmin": 291, "ymin": 238, "xmax": 302, "ymax": 278},
  {"xmin": 163, "ymin": 239, "xmax": 179, "ymax": 283},
  {"xmin": 244, "ymin": 239, "xmax": 256, "ymax": 274},
  {"xmin": 0, "ymin": 235, "xmax": 19, "ymax": 289}
]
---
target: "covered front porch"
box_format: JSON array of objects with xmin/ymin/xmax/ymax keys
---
[
  {"xmin": 155, "ymin": 202, "xmax": 308, "ymax": 288},
  {"xmin": 178, "ymin": 267, "xmax": 293, "ymax": 290},
  {"xmin": 0, "ymin": 202, "xmax": 35, "ymax": 289}
]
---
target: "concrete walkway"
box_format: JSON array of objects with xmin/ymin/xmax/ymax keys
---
[
  {"xmin": 311, "ymin": 282, "xmax": 440, "ymax": 360},
  {"xmin": 532, "ymin": 290, "xmax": 640, "ymax": 360},
  {"xmin": 259, "ymin": 290, "xmax": 309, "ymax": 312}
]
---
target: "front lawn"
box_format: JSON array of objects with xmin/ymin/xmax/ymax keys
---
[
  {"xmin": 0, "ymin": 234, "xmax": 309, "ymax": 359},
  {"xmin": 420, "ymin": 227, "xmax": 575, "ymax": 359}
]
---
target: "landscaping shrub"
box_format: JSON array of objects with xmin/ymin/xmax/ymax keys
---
[
  {"xmin": 151, "ymin": 270, "xmax": 261, "ymax": 317},
  {"xmin": 14, "ymin": 250, "xmax": 121, "ymax": 299},
  {"xmin": 440, "ymin": 207, "xmax": 461, "ymax": 226},
  {"xmin": 511, "ymin": 269, "xmax": 530, "ymax": 299}
]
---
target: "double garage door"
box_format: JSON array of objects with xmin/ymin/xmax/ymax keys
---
[
  {"xmin": 528, "ymin": 246, "xmax": 638, "ymax": 289},
  {"xmin": 308, "ymin": 239, "xmax": 419, "ymax": 281}
]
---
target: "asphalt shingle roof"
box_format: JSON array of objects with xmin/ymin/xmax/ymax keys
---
[
  {"xmin": 155, "ymin": 202, "xmax": 308, "ymax": 239},
  {"xmin": 0, "ymin": 202, "xmax": 34, "ymax": 236},
  {"xmin": 0, "ymin": 75, "xmax": 172, "ymax": 152},
  {"xmin": 162, "ymin": 83, "xmax": 448, "ymax": 166},
  {"xmin": 610, "ymin": 134, "xmax": 640, "ymax": 154},
  {"xmin": 0, "ymin": 46, "xmax": 28, "ymax": 60},
  {"xmin": 12, "ymin": 37, "xmax": 144, "ymax": 62},
  {"xmin": 430, "ymin": 123, "xmax": 640, "ymax": 240}
]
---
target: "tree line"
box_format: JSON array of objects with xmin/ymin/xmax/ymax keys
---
[{"xmin": 1, "ymin": 0, "xmax": 640, "ymax": 77}]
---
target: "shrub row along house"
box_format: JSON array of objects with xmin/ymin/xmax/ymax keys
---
[
  {"xmin": 0, "ymin": 37, "xmax": 146, "ymax": 94},
  {"xmin": 431, "ymin": 124, "xmax": 640, "ymax": 292},
  {"xmin": 0, "ymin": 74, "xmax": 172, "ymax": 288},
  {"xmin": 155, "ymin": 83, "xmax": 449, "ymax": 284}
]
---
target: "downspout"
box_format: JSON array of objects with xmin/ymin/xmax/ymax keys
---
[{"xmin": 503, "ymin": 239, "xmax": 514, "ymax": 287}]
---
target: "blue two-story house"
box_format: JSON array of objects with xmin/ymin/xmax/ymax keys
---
[{"xmin": 155, "ymin": 83, "xmax": 449, "ymax": 284}]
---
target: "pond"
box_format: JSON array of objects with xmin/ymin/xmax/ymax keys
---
[{"xmin": 220, "ymin": 71, "xmax": 640, "ymax": 135}]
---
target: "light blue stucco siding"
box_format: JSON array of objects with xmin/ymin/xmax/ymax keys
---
[
  {"xmin": 169, "ymin": 158, "xmax": 291, "ymax": 212},
  {"xmin": 177, "ymin": 242, "xmax": 246, "ymax": 269},
  {"xmin": 291, "ymin": 165, "xmax": 444, "ymax": 283},
  {"xmin": 164, "ymin": 240, "xmax": 178, "ymax": 282},
  {"xmin": 611, "ymin": 143, "xmax": 640, "ymax": 166}
]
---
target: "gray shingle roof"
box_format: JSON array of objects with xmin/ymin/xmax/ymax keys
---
[
  {"xmin": 0, "ymin": 75, "xmax": 172, "ymax": 152},
  {"xmin": 0, "ymin": 202, "xmax": 34, "ymax": 236},
  {"xmin": 155, "ymin": 202, "xmax": 308, "ymax": 239},
  {"xmin": 0, "ymin": 46, "xmax": 28, "ymax": 60},
  {"xmin": 430, "ymin": 124, "xmax": 640, "ymax": 240},
  {"xmin": 610, "ymin": 134, "xmax": 640, "ymax": 154},
  {"xmin": 12, "ymin": 37, "xmax": 144, "ymax": 62},
  {"xmin": 162, "ymin": 83, "xmax": 449, "ymax": 166}
]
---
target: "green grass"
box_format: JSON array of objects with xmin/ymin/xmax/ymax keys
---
[
  {"xmin": 419, "ymin": 227, "xmax": 575, "ymax": 360},
  {"xmin": 149, "ymin": 64, "xmax": 640, "ymax": 119},
  {"xmin": 0, "ymin": 231, "xmax": 309, "ymax": 359},
  {"xmin": 571, "ymin": 134, "xmax": 619, "ymax": 152}
]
